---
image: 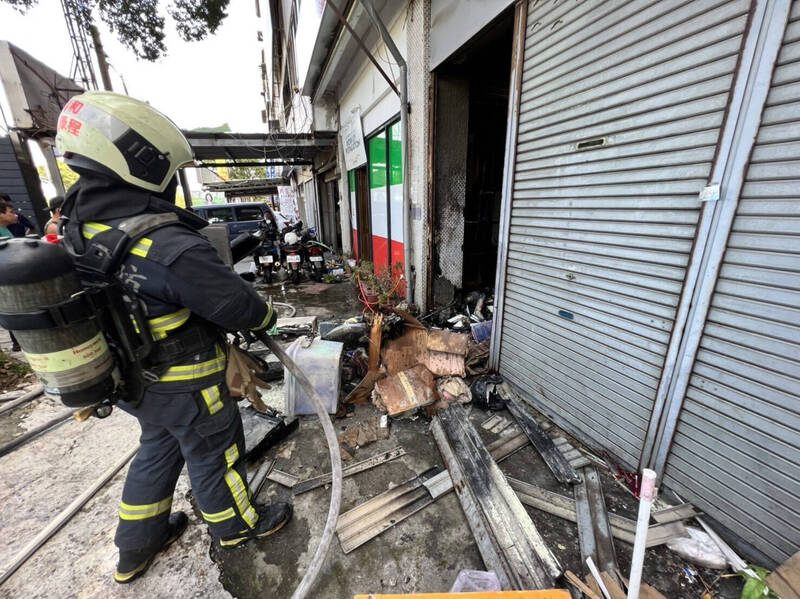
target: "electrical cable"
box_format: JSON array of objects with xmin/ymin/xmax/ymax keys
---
[{"xmin": 0, "ymin": 100, "xmax": 10, "ymax": 135}]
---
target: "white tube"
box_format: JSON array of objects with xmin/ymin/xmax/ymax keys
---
[
  {"xmin": 586, "ymin": 556, "xmax": 612, "ymax": 599},
  {"xmin": 627, "ymin": 469, "xmax": 657, "ymax": 599}
]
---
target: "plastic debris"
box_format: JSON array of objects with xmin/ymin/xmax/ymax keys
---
[
  {"xmin": 449, "ymin": 569, "xmax": 501, "ymax": 592},
  {"xmin": 470, "ymin": 374, "xmax": 506, "ymax": 411},
  {"xmin": 666, "ymin": 526, "xmax": 728, "ymax": 570}
]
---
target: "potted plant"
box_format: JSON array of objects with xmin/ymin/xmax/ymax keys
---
[{"xmin": 352, "ymin": 260, "xmax": 404, "ymax": 311}]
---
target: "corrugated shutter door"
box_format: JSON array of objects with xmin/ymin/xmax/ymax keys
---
[
  {"xmin": 498, "ymin": 0, "xmax": 749, "ymax": 467},
  {"xmin": 661, "ymin": 1, "xmax": 800, "ymax": 566}
]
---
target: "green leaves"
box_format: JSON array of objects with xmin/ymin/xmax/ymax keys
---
[
  {"xmin": 97, "ymin": 0, "xmax": 166, "ymax": 61},
  {"xmin": 739, "ymin": 565, "xmax": 777, "ymax": 599},
  {"xmin": 1, "ymin": 0, "xmax": 231, "ymax": 61},
  {"xmin": 169, "ymin": 0, "xmax": 228, "ymax": 41}
]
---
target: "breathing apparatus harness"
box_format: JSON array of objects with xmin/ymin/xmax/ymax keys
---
[
  {"xmin": 62, "ymin": 212, "xmax": 224, "ymax": 413},
  {"xmin": 0, "ymin": 210, "xmax": 220, "ymax": 417}
]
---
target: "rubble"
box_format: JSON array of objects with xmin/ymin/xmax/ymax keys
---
[
  {"xmin": 0, "ymin": 278, "xmax": 748, "ymax": 598},
  {"xmin": 470, "ymin": 374, "xmax": 505, "ymax": 410},
  {"xmin": 431, "ymin": 403, "xmax": 561, "ymax": 590},
  {"xmin": 372, "ymin": 364, "xmax": 437, "ymax": 418},
  {"xmin": 275, "ymin": 315, "xmax": 318, "ymax": 336},
  {"xmin": 426, "ymin": 329, "xmax": 468, "ymax": 376},
  {"xmin": 320, "ymin": 320, "xmax": 370, "ymax": 348},
  {"xmin": 337, "ymin": 414, "xmax": 391, "ymax": 458}
]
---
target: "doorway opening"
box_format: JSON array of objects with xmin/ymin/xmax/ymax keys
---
[{"xmin": 431, "ymin": 8, "xmax": 513, "ymax": 303}]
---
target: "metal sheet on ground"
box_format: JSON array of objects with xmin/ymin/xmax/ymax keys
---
[
  {"xmin": 336, "ymin": 431, "xmax": 531, "ymax": 553},
  {"xmin": 336, "ymin": 467, "xmax": 440, "ymax": 554},
  {"xmin": 506, "ymin": 393, "xmax": 581, "ymax": 485},
  {"xmin": 432, "ymin": 404, "xmax": 561, "ymax": 589},
  {"xmin": 293, "ymin": 446, "xmax": 406, "ymax": 494},
  {"xmin": 507, "ymin": 476, "xmax": 688, "ymax": 547},
  {"xmin": 574, "ymin": 466, "xmax": 620, "ymax": 586}
]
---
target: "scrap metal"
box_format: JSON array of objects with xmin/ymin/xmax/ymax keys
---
[
  {"xmin": 432, "ymin": 404, "xmax": 561, "ymax": 590},
  {"xmin": 293, "ymin": 446, "xmax": 406, "ymax": 495},
  {"xmin": 505, "ymin": 392, "xmax": 581, "ymax": 485}
]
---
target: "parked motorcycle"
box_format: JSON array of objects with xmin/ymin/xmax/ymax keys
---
[
  {"xmin": 302, "ymin": 227, "xmax": 326, "ymax": 282},
  {"xmin": 252, "ymin": 220, "xmax": 280, "ymax": 284},
  {"xmin": 281, "ymin": 221, "xmax": 305, "ymax": 284}
]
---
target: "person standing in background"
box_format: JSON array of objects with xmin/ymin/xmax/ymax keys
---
[
  {"xmin": 0, "ymin": 199, "xmax": 21, "ymax": 351},
  {"xmin": 44, "ymin": 195, "xmax": 64, "ymax": 236},
  {"xmin": 0, "ymin": 199, "xmax": 18, "ymax": 239},
  {"xmin": 0, "ymin": 193, "xmax": 36, "ymax": 237}
]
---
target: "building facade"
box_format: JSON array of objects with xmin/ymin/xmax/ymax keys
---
[{"xmin": 296, "ymin": 0, "xmax": 799, "ymax": 567}]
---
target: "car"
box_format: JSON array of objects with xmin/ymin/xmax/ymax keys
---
[{"xmin": 191, "ymin": 202, "xmax": 278, "ymax": 241}]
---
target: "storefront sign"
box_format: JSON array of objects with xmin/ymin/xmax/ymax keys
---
[
  {"xmin": 341, "ymin": 108, "xmax": 367, "ymax": 171},
  {"xmin": 278, "ymin": 185, "xmax": 298, "ymax": 219}
]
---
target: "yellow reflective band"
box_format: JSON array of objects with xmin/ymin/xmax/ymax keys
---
[
  {"xmin": 201, "ymin": 507, "xmax": 236, "ymax": 523},
  {"xmin": 252, "ymin": 304, "xmax": 274, "ymax": 330},
  {"xmin": 81, "ymin": 221, "xmax": 152, "ymax": 258},
  {"xmin": 129, "ymin": 237, "xmax": 152, "ymax": 258},
  {"xmin": 119, "ymin": 496, "xmax": 172, "ymax": 521},
  {"xmin": 159, "ymin": 345, "xmax": 226, "ymax": 382},
  {"xmin": 149, "ymin": 308, "xmax": 191, "ymax": 338},
  {"xmin": 82, "ymin": 221, "xmax": 111, "ymax": 239},
  {"xmin": 201, "ymin": 384, "xmax": 224, "ymax": 415},
  {"xmin": 224, "ymin": 469, "xmax": 257, "ymax": 529},
  {"xmin": 224, "ymin": 443, "xmax": 239, "ymax": 469}
]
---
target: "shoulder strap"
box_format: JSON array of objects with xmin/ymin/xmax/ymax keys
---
[{"xmin": 64, "ymin": 213, "xmax": 184, "ymax": 277}]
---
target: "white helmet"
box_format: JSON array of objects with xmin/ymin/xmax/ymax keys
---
[{"xmin": 55, "ymin": 91, "xmax": 193, "ymax": 193}]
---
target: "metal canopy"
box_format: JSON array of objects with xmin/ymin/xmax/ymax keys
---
[
  {"xmin": 203, "ymin": 177, "xmax": 286, "ymax": 198},
  {"xmin": 185, "ymin": 131, "xmax": 337, "ymax": 166},
  {"xmin": 302, "ymin": 0, "xmax": 403, "ymax": 99},
  {"xmin": 0, "ymin": 40, "xmax": 83, "ymax": 136}
]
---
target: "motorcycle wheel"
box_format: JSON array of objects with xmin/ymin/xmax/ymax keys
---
[
  {"xmin": 263, "ymin": 268, "xmax": 273, "ymax": 284},
  {"xmin": 311, "ymin": 263, "xmax": 323, "ymax": 282},
  {"xmin": 291, "ymin": 267, "xmax": 300, "ymax": 284}
]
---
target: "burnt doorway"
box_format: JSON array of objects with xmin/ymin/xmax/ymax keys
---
[
  {"xmin": 348, "ymin": 165, "xmax": 372, "ymax": 262},
  {"xmin": 431, "ymin": 8, "xmax": 513, "ymax": 300}
]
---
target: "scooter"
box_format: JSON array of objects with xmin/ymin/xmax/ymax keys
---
[
  {"xmin": 252, "ymin": 220, "xmax": 280, "ymax": 284},
  {"xmin": 281, "ymin": 222, "xmax": 305, "ymax": 284},
  {"xmin": 302, "ymin": 227, "xmax": 325, "ymax": 282}
]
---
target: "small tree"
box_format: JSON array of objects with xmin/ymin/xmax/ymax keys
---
[
  {"xmin": 3, "ymin": 0, "xmax": 229, "ymax": 61},
  {"xmin": 226, "ymin": 164, "xmax": 266, "ymax": 180}
]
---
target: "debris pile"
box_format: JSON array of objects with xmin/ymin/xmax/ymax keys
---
[{"xmin": 240, "ymin": 299, "xmax": 760, "ymax": 598}]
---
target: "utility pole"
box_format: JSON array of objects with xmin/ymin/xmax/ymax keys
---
[
  {"xmin": 89, "ymin": 25, "xmax": 113, "ymax": 91},
  {"xmin": 60, "ymin": 0, "xmax": 97, "ymax": 90}
]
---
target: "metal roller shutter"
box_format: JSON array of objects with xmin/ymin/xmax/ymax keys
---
[
  {"xmin": 497, "ymin": 0, "xmax": 750, "ymax": 467},
  {"xmin": 661, "ymin": 0, "xmax": 800, "ymax": 565}
]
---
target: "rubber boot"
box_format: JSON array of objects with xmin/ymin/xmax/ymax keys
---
[
  {"xmin": 114, "ymin": 511, "xmax": 189, "ymax": 584},
  {"xmin": 218, "ymin": 501, "xmax": 292, "ymax": 547}
]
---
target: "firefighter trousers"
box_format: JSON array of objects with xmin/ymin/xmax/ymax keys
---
[{"xmin": 114, "ymin": 382, "xmax": 259, "ymax": 552}]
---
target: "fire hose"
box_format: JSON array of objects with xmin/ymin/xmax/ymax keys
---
[{"xmin": 256, "ymin": 331, "xmax": 342, "ymax": 599}]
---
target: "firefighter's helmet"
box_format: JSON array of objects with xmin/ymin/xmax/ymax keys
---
[{"xmin": 55, "ymin": 91, "xmax": 193, "ymax": 193}]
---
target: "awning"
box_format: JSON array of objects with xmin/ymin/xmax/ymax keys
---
[
  {"xmin": 301, "ymin": 0, "xmax": 403, "ymax": 100},
  {"xmin": 184, "ymin": 131, "xmax": 337, "ymax": 167},
  {"xmin": 202, "ymin": 177, "xmax": 286, "ymax": 198}
]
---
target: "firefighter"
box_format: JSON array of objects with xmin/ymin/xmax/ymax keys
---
[{"xmin": 54, "ymin": 91, "xmax": 292, "ymax": 583}]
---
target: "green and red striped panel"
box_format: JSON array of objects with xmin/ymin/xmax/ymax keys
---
[{"xmin": 367, "ymin": 122, "xmax": 403, "ymax": 272}]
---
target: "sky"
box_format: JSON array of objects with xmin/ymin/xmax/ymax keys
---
[{"xmin": 0, "ymin": 0, "xmax": 269, "ymax": 133}]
